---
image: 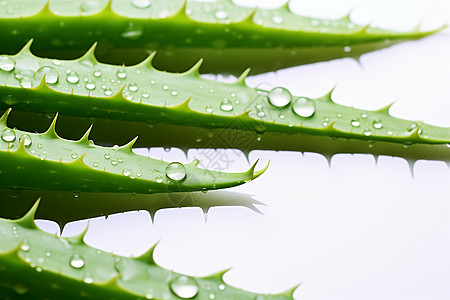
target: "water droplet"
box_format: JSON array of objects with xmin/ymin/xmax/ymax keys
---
[
  {"xmin": 19, "ymin": 134, "xmax": 32, "ymax": 147},
  {"xmin": 257, "ymin": 111, "xmax": 265, "ymax": 118},
  {"xmin": 170, "ymin": 89, "xmax": 178, "ymax": 96},
  {"xmin": 71, "ymin": 153, "xmax": 78, "ymax": 159},
  {"xmin": 343, "ymin": 46, "xmax": 352, "ymax": 53},
  {"xmin": 0, "ymin": 56, "xmax": 15, "ymax": 71},
  {"xmin": 155, "ymin": 175, "xmax": 163, "ymax": 183},
  {"xmin": 45, "ymin": 250, "xmax": 52, "ymax": 257},
  {"xmin": 162, "ymin": 84, "xmax": 169, "ymax": 90},
  {"xmin": 363, "ymin": 128, "xmax": 372, "ymax": 136},
  {"xmin": 372, "ymin": 119, "xmax": 383, "ymax": 129},
  {"xmin": 351, "ymin": 119, "xmax": 361, "ymax": 127},
  {"xmin": 83, "ymin": 272, "xmax": 94, "ymax": 284},
  {"xmin": 279, "ymin": 114, "xmax": 285, "ymax": 119},
  {"xmin": 117, "ymin": 157, "xmax": 123, "ymax": 163},
  {"xmin": 132, "ymin": 0, "xmax": 151, "ymax": 8},
  {"xmin": 209, "ymin": 294, "xmax": 216, "ymax": 299},
  {"xmin": 93, "ymin": 162, "xmax": 99, "ymax": 168},
  {"xmin": 104, "ymin": 153, "xmax": 111, "ymax": 159},
  {"xmin": 408, "ymin": 123, "xmax": 419, "ymax": 132},
  {"xmin": 35, "ymin": 66, "xmax": 59, "ymax": 84},
  {"xmin": 125, "ymin": 83, "xmax": 137, "ymax": 93},
  {"xmin": 122, "ymin": 169, "xmax": 131, "ymax": 176},
  {"xmin": 73, "ymin": 192, "xmax": 80, "ymax": 198},
  {"xmin": 166, "ymin": 162, "xmax": 187, "ymax": 181},
  {"xmin": 218, "ymin": 284, "xmax": 225, "ymax": 291},
  {"xmin": 116, "ymin": 68, "xmax": 127, "ymax": 79},
  {"xmin": 1, "ymin": 129, "xmax": 16, "ymax": 142},
  {"xmin": 272, "ymin": 15, "xmax": 283, "ymax": 24},
  {"xmin": 220, "ymin": 99, "xmax": 233, "ymax": 112},
  {"xmin": 268, "ymin": 87, "xmax": 292, "ymax": 107},
  {"xmin": 67, "ymin": 71, "xmax": 79, "ymax": 84},
  {"xmin": 169, "ymin": 275, "xmax": 199, "ymax": 299},
  {"xmin": 80, "ymin": 0, "xmax": 102, "ymax": 13},
  {"xmin": 52, "ymin": 60, "xmax": 61, "ymax": 66},
  {"xmin": 85, "ymin": 79, "xmax": 96, "ymax": 90},
  {"xmin": 20, "ymin": 240, "xmax": 30, "ymax": 252},
  {"xmin": 69, "ymin": 254, "xmax": 85, "ymax": 269},
  {"xmin": 361, "ymin": 112, "xmax": 368, "ymax": 119},
  {"xmin": 292, "ymin": 97, "xmax": 315, "ymax": 117},
  {"xmin": 215, "ymin": 10, "xmax": 228, "ymax": 20},
  {"xmin": 122, "ymin": 24, "xmax": 143, "ymax": 39},
  {"xmin": 111, "ymin": 160, "xmax": 118, "ymax": 166},
  {"xmin": 205, "ymin": 105, "xmax": 213, "ymax": 113},
  {"xmin": 13, "ymin": 283, "xmax": 28, "ymax": 295},
  {"xmin": 39, "ymin": 151, "xmax": 46, "ymax": 160}
]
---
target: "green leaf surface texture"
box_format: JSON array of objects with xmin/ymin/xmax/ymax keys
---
[
  {"xmin": 0, "ymin": 0, "xmax": 439, "ymax": 74},
  {"xmin": 0, "ymin": 201, "xmax": 294, "ymax": 299}
]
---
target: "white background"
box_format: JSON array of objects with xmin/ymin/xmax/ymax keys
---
[{"xmin": 37, "ymin": 1, "xmax": 450, "ymax": 299}]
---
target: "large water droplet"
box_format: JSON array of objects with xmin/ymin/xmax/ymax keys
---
[
  {"xmin": 215, "ymin": 10, "xmax": 228, "ymax": 20},
  {"xmin": 104, "ymin": 88, "xmax": 113, "ymax": 96},
  {"xmin": 363, "ymin": 128, "xmax": 372, "ymax": 136},
  {"xmin": 1, "ymin": 129, "xmax": 16, "ymax": 142},
  {"xmin": 166, "ymin": 162, "xmax": 187, "ymax": 181},
  {"xmin": 35, "ymin": 66, "xmax": 59, "ymax": 84},
  {"xmin": 20, "ymin": 240, "xmax": 30, "ymax": 252},
  {"xmin": 220, "ymin": 99, "xmax": 233, "ymax": 112},
  {"xmin": 19, "ymin": 134, "xmax": 32, "ymax": 147},
  {"xmin": 218, "ymin": 284, "xmax": 225, "ymax": 291},
  {"xmin": 155, "ymin": 175, "xmax": 163, "ymax": 183},
  {"xmin": 169, "ymin": 275, "xmax": 199, "ymax": 299},
  {"xmin": 80, "ymin": 0, "xmax": 102, "ymax": 13},
  {"xmin": 69, "ymin": 254, "xmax": 85, "ymax": 269},
  {"xmin": 268, "ymin": 87, "xmax": 292, "ymax": 107},
  {"xmin": 272, "ymin": 15, "xmax": 283, "ymax": 24},
  {"xmin": 116, "ymin": 68, "xmax": 127, "ymax": 79},
  {"xmin": 132, "ymin": 0, "xmax": 151, "ymax": 8},
  {"xmin": 122, "ymin": 169, "xmax": 131, "ymax": 177},
  {"xmin": 372, "ymin": 119, "xmax": 383, "ymax": 129},
  {"xmin": 351, "ymin": 118, "xmax": 361, "ymax": 127},
  {"xmin": 66, "ymin": 71, "xmax": 79, "ymax": 84},
  {"xmin": 292, "ymin": 97, "xmax": 315, "ymax": 117},
  {"xmin": 0, "ymin": 56, "xmax": 15, "ymax": 71},
  {"xmin": 128, "ymin": 82, "xmax": 138, "ymax": 92},
  {"xmin": 93, "ymin": 70, "xmax": 102, "ymax": 77},
  {"xmin": 85, "ymin": 79, "xmax": 96, "ymax": 90}
]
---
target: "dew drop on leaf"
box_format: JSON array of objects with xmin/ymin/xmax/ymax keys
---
[
  {"xmin": 169, "ymin": 275, "xmax": 199, "ymax": 299},
  {"xmin": 35, "ymin": 66, "xmax": 59, "ymax": 84},
  {"xmin": 220, "ymin": 99, "xmax": 233, "ymax": 112},
  {"xmin": 372, "ymin": 119, "xmax": 383, "ymax": 129},
  {"xmin": 1, "ymin": 129, "xmax": 16, "ymax": 142},
  {"xmin": 132, "ymin": 0, "xmax": 151, "ymax": 8},
  {"xmin": 268, "ymin": 87, "xmax": 292, "ymax": 107},
  {"xmin": 0, "ymin": 56, "xmax": 15, "ymax": 71},
  {"xmin": 66, "ymin": 71, "xmax": 80, "ymax": 84},
  {"xmin": 19, "ymin": 134, "xmax": 32, "ymax": 147},
  {"xmin": 166, "ymin": 162, "xmax": 187, "ymax": 181},
  {"xmin": 69, "ymin": 254, "xmax": 85, "ymax": 269},
  {"xmin": 116, "ymin": 68, "xmax": 127, "ymax": 79},
  {"xmin": 292, "ymin": 97, "xmax": 315, "ymax": 117}
]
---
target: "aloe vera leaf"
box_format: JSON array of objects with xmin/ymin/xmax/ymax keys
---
[
  {"xmin": 0, "ymin": 0, "xmax": 440, "ymax": 74},
  {"xmin": 0, "ymin": 201, "xmax": 295, "ymax": 299},
  {"xmin": 0, "ymin": 108, "xmax": 267, "ymax": 195},
  {"xmin": 0, "ymin": 189, "xmax": 263, "ymax": 229},
  {"xmin": 1, "ymin": 43, "xmax": 449, "ymax": 161}
]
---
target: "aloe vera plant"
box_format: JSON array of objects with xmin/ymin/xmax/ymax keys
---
[
  {"xmin": 1, "ymin": 41, "xmax": 448, "ymax": 162},
  {"xmin": 0, "ymin": 0, "xmax": 439, "ymax": 74},
  {"xmin": 0, "ymin": 108, "xmax": 266, "ymax": 194},
  {"xmin": 0, "ymin": 201, "xmax": 295, "ymax": 299}
]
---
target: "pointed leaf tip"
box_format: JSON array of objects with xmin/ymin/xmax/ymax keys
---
[
  {"xmin": 252, "ymin": 159, "xmax": 270, "ymax": 179},
  {"xmin": 183, "ymin": 58, "xmax": 204, "ymax": 76},
  {"xmin": 43, "ymin": 112, "xmax": 60, "ymax": 138},
  {"xmin": 135, "ymin": 51, "xmax": 157, "ymax": 69},
  {"xmin": 78, "ymin": 124, "xmax": 93, "ymax": 144},
  {"xmin": 79, "ymin": 42, "xmax": 99, "ymax": 64},
  {"xmin": 13, "ymin": 198, "xmax": 41, "ymax": 229},
  {"xmin": 237, "ymin": 68, "xmax": 251, "ymax": 84},
  {"xmin": 0, "ymin": 108, "xmax": 12, "ymax": 125},
  {"xmin": 66, "ymin": 221, "xmax": 89, "ymax": 244},
  {"xmin": 134, "ymin": 241, "xmax": 159, "ymax": 265},
  {"xmin": 17, "ymin": 39, "xmax": 34, "ymax": 56},
  {"xmin": 121, "ymin": 136, "xmax": 139, "ymax": 151}
]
